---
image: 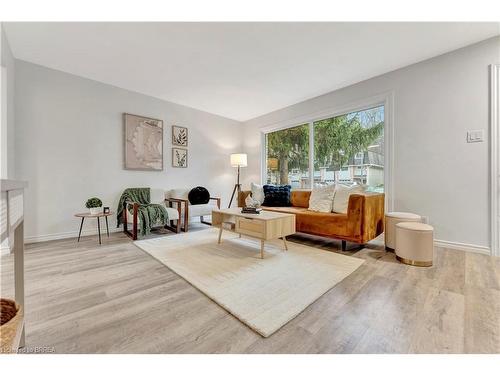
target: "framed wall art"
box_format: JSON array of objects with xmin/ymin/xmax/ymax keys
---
[
  {"xmin": 172, "ymin": 125, "xmax": 188, "ymax": 147},
  {"xmin": 124, "ymin": 113, "xmax": 163, "ymax": 171},
  {"xmin": 172, "ymin": 147, "xmax": 188, "ymax": 168}
]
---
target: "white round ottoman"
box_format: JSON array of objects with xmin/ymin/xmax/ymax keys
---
[
  {"xmin": 385, "ymin": 212, "xmax": 422, "ymax": 250},
  {"xmin": 395, "ymin": 222, "xmax": 434, "ymax": 267}
]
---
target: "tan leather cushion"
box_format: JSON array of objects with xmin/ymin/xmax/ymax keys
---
[
  {"xmin": 263, "ymin": 206, "xmax": 349, "ymax": 237},
  {"xmin": 290, "ymin": 190, "xmax": 311, "ymax": 208}
]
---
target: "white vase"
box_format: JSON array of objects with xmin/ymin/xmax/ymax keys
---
[{"xmin": 89, "ymin": 207, "xmax": 101, "ymax": 215}]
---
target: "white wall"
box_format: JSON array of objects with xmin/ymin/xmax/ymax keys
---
[
  {"xmin": 1, "ymin": 24, "xmax": 17, "ymax": 253},
  {"xmin": 1, "ymin": 23, "xmax": 16, "ymax": 179},
  {"xmin": 243, "ymin": 36, "xmax": 500, "ymax": 251},
  {"xmin": 15, "ymin": 61, "xmax": 243, "ymax": 242},
  {"xmin": 11, "ymin": 36, "xmax": 500, "ymax": 251}
]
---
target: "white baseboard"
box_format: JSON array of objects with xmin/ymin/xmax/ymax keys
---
[
  {"xmin": 434, "ymin": 239, "xmax": 491, "ymax": 255},
  {"xmin": 25, "ymin": 227, "xmax": 122, "ymax": 244}
]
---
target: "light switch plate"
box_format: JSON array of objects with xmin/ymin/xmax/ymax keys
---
[{"xmin": 467, "ymin": 130, "xmax": 484, "ymax": 143}]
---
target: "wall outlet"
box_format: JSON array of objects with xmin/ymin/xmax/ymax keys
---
[{"xmin": 467, "ymin": 130, "xmax": 484, "ymax": 143}]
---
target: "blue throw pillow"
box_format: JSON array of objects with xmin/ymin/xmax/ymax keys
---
[{"xmin": 262, "ymin": 185, "xmax": 292, "ymax": 207}]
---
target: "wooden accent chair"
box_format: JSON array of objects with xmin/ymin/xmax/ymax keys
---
[
  {"xmin": 165, "ymin": 188, "xmax": 221, "ymax": 232},
  {"xmin": 122, "ymin": 188, "xmax": 181, "ymax": 240}
]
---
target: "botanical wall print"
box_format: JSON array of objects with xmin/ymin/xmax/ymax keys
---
[
  {"xmin": 172, "ymin": 147, "xmax": 188, "ymax": 168},
  {"xmin": 124, "ymin": 113, "xmax": 163, "ymax": 171},
  {"xmin": 172, "ymin": 125, "xmax": 188, "ymax": 147}
]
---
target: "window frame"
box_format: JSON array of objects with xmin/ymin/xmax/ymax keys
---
[{"xmin": 260, "ymin": 92, "xmax": 394, "ymax": 211}]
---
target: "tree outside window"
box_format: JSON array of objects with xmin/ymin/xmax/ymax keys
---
[{"xmin": 265, "ymin": 105, "xmax": 384, "ymax": 191}]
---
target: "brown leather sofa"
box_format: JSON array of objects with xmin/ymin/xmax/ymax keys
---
[{"xmin": 238, "ymin": 190, "xmax": 384, "ymax": 250}]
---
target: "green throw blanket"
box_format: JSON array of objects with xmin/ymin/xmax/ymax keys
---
[{"xmin": 116, "ymin": 188, "xmax": 169, "ymax": 237}]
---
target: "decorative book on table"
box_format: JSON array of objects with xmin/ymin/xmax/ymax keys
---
[{"xmin": 241, "ymin": 207, "xmax": 262, "ymax": 214}]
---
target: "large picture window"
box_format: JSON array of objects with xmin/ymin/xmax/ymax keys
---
[
  {"xmin": 265, "ymin": 123, "xmax": 310, "ymax": 188},
  {"xmin": 264, "ymin": 105, "xmax": 384, "ymax": 192},
  {"xmin": 313, "ymin": 105, "xmax": 384, "ymax": 191}
]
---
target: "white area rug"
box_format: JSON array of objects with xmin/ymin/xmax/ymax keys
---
[{"xmin": 134, "ymin": 228, "xmax": 364, "ymax": 337}]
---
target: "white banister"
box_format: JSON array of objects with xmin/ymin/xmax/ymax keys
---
[{"xmin": 1, "ymin": 179, "xmax": 28, "ymax": 351}]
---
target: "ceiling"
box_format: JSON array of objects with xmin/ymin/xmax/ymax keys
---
[{"xmin": 4, "ymin": 22, "xmax": 500, "ymax": 121}]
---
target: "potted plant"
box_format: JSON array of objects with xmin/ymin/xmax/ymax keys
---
[{"xmin": 86, "ymin": 197, "xmax": 103, "ymax": 215}]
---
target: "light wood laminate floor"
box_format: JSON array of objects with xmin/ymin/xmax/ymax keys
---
[{"xmin": 1, "ymin": 224, "xmax": 500, "ymax": 353}]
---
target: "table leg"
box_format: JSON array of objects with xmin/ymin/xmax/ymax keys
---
[
  {"xmin": 260, "ymin": 239, "xmax": 265, "ymax": 259},
  {"xmin": 282, "ymin": 236, "xmax": 288, "ymax": 251},
  {"xmin": 105, "ymin": 216, "xmax": 109, "ymax": 237},
  {"xmin": 218, "ymin": 225, "xmax": 223, "ymax": 244},
  {"xmin": 77, "ymin": 217, "xmax": 84, "ymax": 242},
  {"xmin": 97, "ymin": 217, "xmax": 101, "ymax": 245}
]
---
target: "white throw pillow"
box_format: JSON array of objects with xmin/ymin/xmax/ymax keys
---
[
  {"xmin": 332, "ymin": 184, "xmax": 365, "ymax": 214},
  {"xmin": 250, "ymin": 182, "xmax": 265, "ymax": 205},
  {"xmin": 308, "ymin": 184, "xmax": 336, "ymax": 212}
]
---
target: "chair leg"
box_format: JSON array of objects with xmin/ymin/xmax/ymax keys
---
[
  {"xmin": 341, "ymin": 240, "xmax": 346, "ymax": 251},
  {"xmin": 200, "ymin": 215, "xmax": 212, "ymax": 226},
  {"xmin": 182, "ymin": 205, "xmax": 189, "ymax": 232},
  {"xmin": 164, "ymin": 215, "xmax": 183, "ymax": 234}
]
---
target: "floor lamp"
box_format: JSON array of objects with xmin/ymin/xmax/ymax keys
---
[{"xmin": 228, "ymin": 153, "xmax": 247, "ymax": 208}]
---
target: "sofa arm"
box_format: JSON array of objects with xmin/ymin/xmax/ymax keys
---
[
  {"xmin": 347, "ymin": 193, "xmax": 385, "ymax": 243},
  {"xmin": 238, "ymin": 191, "xmax": 251, "ymax": 207}
]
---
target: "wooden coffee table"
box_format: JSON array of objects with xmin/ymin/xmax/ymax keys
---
[{"xmin": 212, "ymin": 207, "xmax": 296, "ymax": 259}]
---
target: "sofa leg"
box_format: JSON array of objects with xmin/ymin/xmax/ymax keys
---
[{"xmin": 341, "ymin": 241, "xmax": 365, "ymax": 251}]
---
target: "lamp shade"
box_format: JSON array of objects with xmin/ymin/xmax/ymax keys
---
[{"xmin": 230, "ymin": 153, "xmax": 247, "ymax": 167}]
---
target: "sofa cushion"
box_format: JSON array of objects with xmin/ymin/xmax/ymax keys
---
[
  {"xmin": 290, "ymin": 190, "xmax": 311, "ymax": 208},
  {"xmin": 296, "ymin": 210, "xmax": 349, "ymax": 237},
  {"xmin": 262, "ymin": 184, "xmax": 291, "ymax": 206},
  {"xmin": 263, "ymin": 206, "xmax": 349, "ymax": 237},
  {"xmin": 333, "ymin": 184, "xmax": 365, "ymax": 214},
  {"xmin": 262, "ymin": 206, "xmax": 309, "ymax": 215},
  {"xmin": 308, "ymin": 184, "xmax": 335, "ymax": 212}
]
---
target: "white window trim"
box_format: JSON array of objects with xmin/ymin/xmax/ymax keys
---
[{"xmin": 260, "ymin": 91, "xmax": 395, "ymax": 212}]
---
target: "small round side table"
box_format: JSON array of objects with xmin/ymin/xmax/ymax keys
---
[{"xmin": 74, "ymin": 211, "xmax": 113, "ymax": 245}]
